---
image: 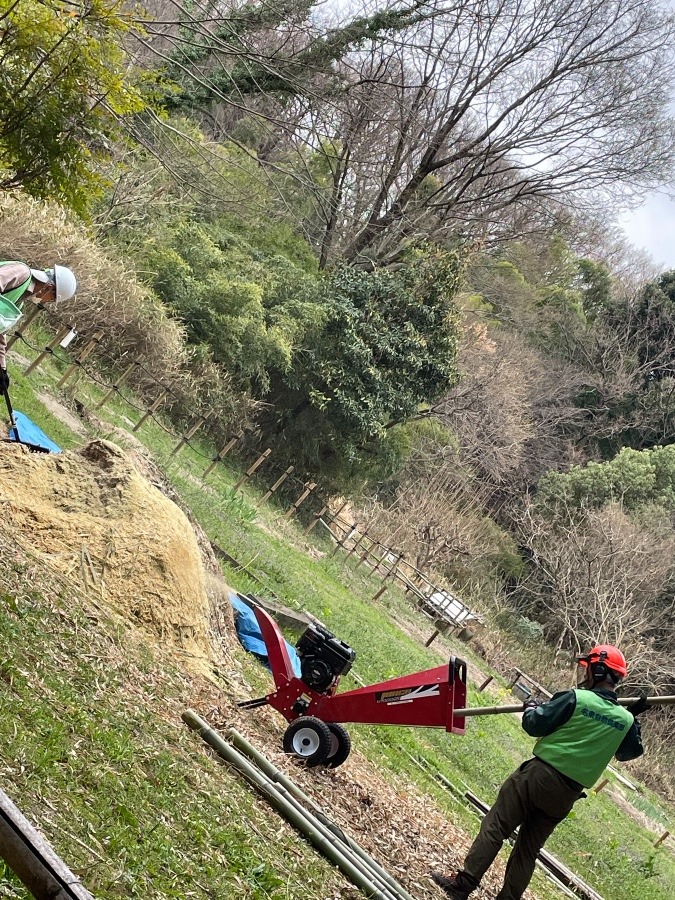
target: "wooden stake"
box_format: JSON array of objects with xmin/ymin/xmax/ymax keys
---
[
  {"xmin": 170, "ymin": 415, "xmax": 208, "ymax": 456},
  {"xmin": 56, "ymin": 332, "xmax": 103, "ymax": 388},
  {"xmin": 5, "ymin": 304, "xmax": 42, "ymax": 351},
  {"xmin": 285, "ymin": 482, "xmax": 317, "ymax": 519},
  {"xmin": 478, "ymin": 676, "xmax": 494, "ymax": 693},
  {"xmin": 304, "ymin": 505, "xmax": 328, "ymax": 534},
  {"xmin": 654, "ymin": 831, "xmax": 670, "ymax": 848},
  {"xmin": 132, "ymin": 389, "xmax": 168, "ymax": 432},
  {"xmin": 258, "ymin": 465, "xmax": 294, "ymax": 505},
  {"xmin": 24, "ymin": 326, "xmax": 72, "ymax": 375},
  {"xmin": 0, "ymin": 788, "xmax": 95, "ymax": 899},
  {"xmin": 203, "ymin": 431, "xmax": 244, "ymax": 477},
  {"xmin": 370, "ymin": 554, "xmax": 402, "ymax": 602},
  {"xmin": 94, "ymin": 361, "xmax": 137, "ymax": 409},
  {"xmin": 233, "ymin": 449, "xmax": 272, "ymax": 492},
  {"xmin": 593, "ymin": 778, "xmax": 609, "ymax": 794}
]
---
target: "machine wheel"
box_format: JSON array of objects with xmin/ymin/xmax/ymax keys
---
[
  {"xmin": 323, "ymin": 722, "xmax": 352, "ymax": 769},
  {"xmin": 283, "ymin": 716, "xmax": 332, "ymax": 765}
]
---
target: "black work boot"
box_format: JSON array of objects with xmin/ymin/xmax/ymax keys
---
[{"xmin": 430, "ymin": 871, "xmax": 474, "ymax": 900}]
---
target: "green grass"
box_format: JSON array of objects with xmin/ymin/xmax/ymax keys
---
[
  {"xmin": 0, "ymin": 555, "xmax": 348, "ymax": 900},
  {"xmin": 3, "ymin": 337, "xmax": 675, "ymax": 900}
]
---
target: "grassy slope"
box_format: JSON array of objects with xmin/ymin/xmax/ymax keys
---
[{"xmin": 1, "ymin": 346, "xmax": 674, "ymax": 900}]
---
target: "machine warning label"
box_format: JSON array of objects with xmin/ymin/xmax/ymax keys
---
[{"xmin": 376, "ymin": 685, "xmax": 441, "ymax": 704}]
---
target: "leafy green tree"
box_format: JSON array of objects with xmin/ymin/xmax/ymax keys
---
[
  {"xmin": 537, "ymin": 445, "xmax": 675, "ymax": 514},
  {"xmin": 0, "ymin": 0, "xmax": 145, "ymax": 212},
  {"xmin": 142, "ymin": 220, "xmax": 321, "ymax": 392},
  {"xmin": 260, "ymin": 246, "xmax": 462, "ymax": 485}
]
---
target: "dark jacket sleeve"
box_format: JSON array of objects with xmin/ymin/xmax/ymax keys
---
[
  {"xmin": 521, "ymin": 690, "xmax": 577, "ymax": 738},
  {"xmin": 615, "ymin": 718, "xmax": 644, "ymax": 761}
]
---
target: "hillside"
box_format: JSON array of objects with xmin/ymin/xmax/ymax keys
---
[{"xmin": 1, "ymin": 359, "xmax": 674, "ymax": 900}]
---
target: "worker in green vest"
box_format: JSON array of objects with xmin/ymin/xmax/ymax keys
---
[
  {"xmin": 431, "ymin": 645, "xmax": 646, "ymax": 900},
  {"xmin": 0, "ymin": 261, "xmax": 77, "ymax": 390}
]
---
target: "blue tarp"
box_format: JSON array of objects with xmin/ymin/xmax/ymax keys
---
[
  {"xmin": 9, "ymin": 412, "xmax": 61, "ymax": 453},
  {"xmin": 229, "ymin": 593, "xmax": 301, "ymax": 676}
]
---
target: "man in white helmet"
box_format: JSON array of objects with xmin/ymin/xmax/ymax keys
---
[{"xmin": 0, "ymin": 261, "xmax": 77, "ymax": 390}]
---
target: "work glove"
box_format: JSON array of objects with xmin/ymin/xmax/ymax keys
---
[
  {"xmin": 523, "ymin": 698, "xmax": 544, "ymax": 711},
  {"xmin": 0, "ymin": 368, "xmax": 9, "ymax": 391},
  {"xmin": 626, "ymin": 692, "xmax": 650, "ymax": 716}
]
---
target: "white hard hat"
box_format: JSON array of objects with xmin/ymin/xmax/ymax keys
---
[{"xmin": 31, "ymin": 265, "xmax": 77, "ymax": 302}]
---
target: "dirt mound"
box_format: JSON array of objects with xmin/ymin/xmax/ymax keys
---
[{"xmin": 0, "ymin": 439, "xmax": 217, "ymax": 659}]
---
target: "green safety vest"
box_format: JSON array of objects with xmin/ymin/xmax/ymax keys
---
[
  {"xmin": 0, "ymin": 261, "xmax": 32, "ymax": 334},
  {"xmin": 534, "ymin": 689, "xmax": 634, "ymax": 788}
]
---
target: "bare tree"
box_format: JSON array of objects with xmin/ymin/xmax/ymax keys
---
[{"xmin": 515, "ymin": 500, "xmax": 675, "ymax": 690}]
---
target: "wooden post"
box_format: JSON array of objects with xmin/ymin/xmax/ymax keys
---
[
  {"xmin": 370, "ymin": 554, "xmax": 402, "ymax": 602},
  {"xmin": 285, "ymin": 482, "xmax": 317, "ymax": 519},
  {"xmin": 258, "ymin": 465, "xmax": 294, "ymax": 506},
  {"xmin": 133, "ymin": 389, "xmax": 169, "ymax": 432},
  {"xmin": 377, "ymin": 547, "xmax": 399, "ymax": 580},
  {"xmin": 24, "ymin": 326, "xmax": 72, "ymax": 375},
  {"xmin": 55, "ymin": 331, "xmax": 103, "ymax": 388},
  {"xmin": 354, "ymin": 537, "xmax": 377, "ymax": 569},
  {"xmin": 654, "ymin": 831, "xmax": 670, "ymax": 848},
  {"xmin": 328, "ymin": 501, "xmax": 353, "ymax": 556},
  {"xmin": 5, "ymin": 304, "xmax": 42, "ymax": 350},
  {"xmin": 593, "ymin": 779, "xmax": 609, "ymax": 794},
  {"xmin": 425, "ymin": 629, "xmax": 440, "ymax": 647},
  {"xmin": 346, "ymin": 529, "xmax": 368, "ymax": 559},
  {"xmin": 304, "ymin": 505, "xmax": 328, "ymax": 535},
  {"xmin": 0, "ymin": 788, "xmax": 95, "ymax": 899},
  {"xmin": 170, "ymin": 415, "xmax": 208, "ymax": 456},
  {"xmin": 232, "ymin": 449, "xmax": 272, "ymax": 492},
  {"xmin": 203, "ymin": 431, "xmax": 244, "ymax": 477},
  {"xmin": 94, "ymin": 361, "xmax": 137, "ymax": 409},
  {"xmin": 478, "ymin": 676, "xmax": 494, "ymax": 693}
]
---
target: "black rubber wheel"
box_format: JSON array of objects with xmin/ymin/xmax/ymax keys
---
[
  {"xmin": 283, "ymin": 716, "xmax": 332, "ymax": 765},
  {"xmin": 323, "ymin": 722, "xmax": 352, "ymax": 769}
]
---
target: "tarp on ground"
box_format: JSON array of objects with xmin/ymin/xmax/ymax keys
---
[
  {"xmin": 229, "ymin": 593, "xmax": 301, "ymax": 676},
  {"xmin": 8, "ymin": 412, "xmax": 61, "ymax": 453}
]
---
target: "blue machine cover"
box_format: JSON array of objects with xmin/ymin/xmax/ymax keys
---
[
  {"xmin": 229, "ymin": 593, "xmax": 301, "ymax": 676},
  {"xmin": 9, "ymin": 412, "xmax": 61, "ymax": 453}
]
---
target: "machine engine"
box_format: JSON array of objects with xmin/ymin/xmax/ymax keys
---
[{"xmin": 296, "ymin": 623, "xmax": 356, "ymax": 693}]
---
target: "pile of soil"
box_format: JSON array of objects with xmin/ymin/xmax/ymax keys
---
[{"xmin": 0, "ymin": 439, "xmax": 218, "ymax": 660}]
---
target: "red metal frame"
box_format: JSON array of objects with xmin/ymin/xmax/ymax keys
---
[{"xmin": 253, "ymin": 605, "xmax": 467, "ymax": 735}]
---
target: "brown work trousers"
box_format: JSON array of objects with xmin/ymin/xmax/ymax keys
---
[{"xmin": 460, "ymin": 757, "xmax": 583, "ymax": 900}]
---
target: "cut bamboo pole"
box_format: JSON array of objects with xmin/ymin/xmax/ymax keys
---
[
  {"xmin": 56, "ymin": 332, "xmax": 102, "ymax": 387},
  {"xmin": 453, "ymin": 695, "xmax": 675, "ymax": 718},
  {"xmin": 133, "ymin": 389, "xmax": 168, "ymax": 431},
  {"xmin": 181, "ymin": 711, "xmax": 400, "ymax": 900},
  {"xmin": 0, "ymin": 788, "xmax": 95, "ymax": 899},
  {"xmin": 233, "ymin": 448, "xmax": 272, "ymax": 492},
  {"xmin": 227, "ymin": 728, "xmax": 417, "ymax": 900},
  {"xmin": 170, "ymin": 415, "xmax": 208, "ymax": 456},
  {"xmin": 371, "ymin": 554, "xmax": 402, "ymax": 602},
  {"xmin": 284, "ymin": 482, "xmax": 317, "ymax": 519},
  {"xmin": 304, "ymin": 505, "xmax": 328, "ymax": 534},
  {"xmin": 24, "ymin": 326, "xmax": 72, "ymax": 375},
  {"xmin": 203, "ymin": 431, "xmax": 244, "ymax": 477},
  {"xmin": 258, "ymin": 465, "xmax": 294, "ymax": 505},
  {"xmin": 94, "ymin": 361, "xmax": 137, "ymax": 409},
  {"xmin": 5, "ymin": 303, "xmax": 42, "ymax": 350}
]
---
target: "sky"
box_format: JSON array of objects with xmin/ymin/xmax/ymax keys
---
[
  {"xmin": 618, "ymin": 0, "xmax": 675, "ymax": 270},
  {"xmin": 619, "ymin": 191, "xmax": 675, "ymax": 271}
]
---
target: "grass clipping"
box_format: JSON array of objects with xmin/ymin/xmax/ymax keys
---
[{"xmin": 0, "ymin": 438, "xmax": 214, "ymax": 659}]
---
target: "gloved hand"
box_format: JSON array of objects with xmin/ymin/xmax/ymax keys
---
[
  {"xmin": 627, "ymin": 692, "xmax": 650, "ymax": 716},
  {"xmin": 0, "ymin": 368, "xmax": 9, "ymax": 391},
  {"xmin": 523, "ymin": 698, "xmax": 544, "ymax": 711}
]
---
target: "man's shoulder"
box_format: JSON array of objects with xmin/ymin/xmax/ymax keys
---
[{"xmin": 0, "ymin": 261, "xmax": 31, "ymax": 291}]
